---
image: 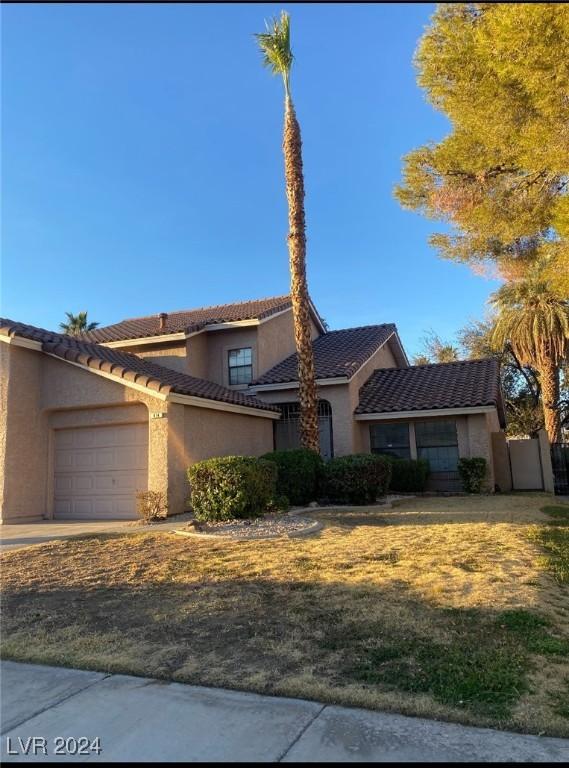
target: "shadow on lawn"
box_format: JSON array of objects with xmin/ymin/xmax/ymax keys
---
[{"xmin": 2, "ymin": 572, "xmax": 568, "ymax": 727}]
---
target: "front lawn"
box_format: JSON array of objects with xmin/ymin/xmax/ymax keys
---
[{"xmin": 2, "ymin": 494, "xmax": 568, "ymax": 736}]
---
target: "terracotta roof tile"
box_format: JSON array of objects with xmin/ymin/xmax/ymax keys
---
[
  {"xmin": 82, "ymin": 295, "xmax": 296, "ymax": 343},
  {"xmin": 355, "ymin": 359, "xmax": 505, "ymax": 423},
  {"xmin": 253, "ymin": 325, "xmax": 397, "ymax": 385},
  {"xmin": 0, "ymin": 319, "xmax": 278, "ymax": 413}
]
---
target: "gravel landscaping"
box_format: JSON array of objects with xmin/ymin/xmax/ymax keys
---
[{"xmin": 177, "ymin": 513, "xmax": 321, "ymax": 540}]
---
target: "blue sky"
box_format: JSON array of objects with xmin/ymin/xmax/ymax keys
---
[{"xmin": 1, "ymin": 2, "xmax": 500, "ymax": 357}]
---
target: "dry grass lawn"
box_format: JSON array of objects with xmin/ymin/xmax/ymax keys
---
[{"xmin": 2, "ymin": 494, "xmax": 569, "ymax": 736}]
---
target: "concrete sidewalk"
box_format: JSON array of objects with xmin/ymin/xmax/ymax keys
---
[{"xmin": 1, "ymin": 661, "xmax": 568, "ymax": 762}]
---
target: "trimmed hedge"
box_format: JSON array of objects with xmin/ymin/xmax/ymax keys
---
[
  {"xmin": 188, "ymin": 456, "xmax": 277, "ymax": 522},
  {"xmin": 261, "ymin": 448, "xmax": 323, "ymax": 505},
  {"xmin": 458, "ymin": 457, "xmax": 488, "ymax": 493},
  {"xmin": 323, "ymin": 454, "xmax": 392, "ymax": 505},
  {"xmin": 380, "ymin": 456, "xmax": 430, "ymax": 492}
]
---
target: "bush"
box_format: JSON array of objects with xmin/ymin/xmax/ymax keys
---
[
  {"xmin": 136, "ymin": 490, "xmax": 168, "ymax": 522},
  {"xmin": 380, "ymin": 457, "xmax": 430, "ymax": 492},
  {"xmin": 188, "ymin": 456, "xmax": 277, "ymax": 522},
  {"xmin": 261, "ymin": 448, "xmax": 323, "ymax": 505},
  {"xmin": 323, "ymin": 454, "xmax": 392, "ymax": 505},
  {"xmin": 458, "ymin": 457, "xmax": 488, "ymax": 493}
]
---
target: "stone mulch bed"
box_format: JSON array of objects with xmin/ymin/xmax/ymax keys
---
[{"xmin": 175, "ymin": 512, "xmax": 321, "ymax": 540}]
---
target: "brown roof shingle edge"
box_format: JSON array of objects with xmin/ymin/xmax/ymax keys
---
[
  {"xmin": 0, "ymin": 319, "xmax": 279, "ymax": 414},
  {"xmin": 80, "ymin": 294, "xmax": 325, "ymax": 344},
  {"xmin": 252, "ymin": 324, "xmax": 398, "ymax": 385},
  {"xmin": 355, "ymin": 358, "xmax": 505, "ymax": 426}
]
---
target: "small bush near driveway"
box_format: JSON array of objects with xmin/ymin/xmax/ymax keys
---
[
  {"xmin": 261, "ymin": 448, "xmax": 323, "ymax": 505},
  {"xmin": 323, "ymin": 454, "xmax": 391, "ymax": 504},
  {"xmin": 136, "ymin": 490, "xmax": 168, "ymax": 522},
  {"xmin": 188, "ymin": 456, "xmax": 277, "ymax": 521}
]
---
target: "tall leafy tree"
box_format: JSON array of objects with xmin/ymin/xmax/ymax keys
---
[
  {"xmin": 490, "ymin": 258, "xmax": 569, "ymax": 442},
  {"xmin": 59, "ymin": 311, "xmax": 99, "ymax": 336},
  {"xmin": 412, "ymin": 330, "xmax": 459, "ymax": 365},
  {"xmin": 459, "ymin": 319, "xmax": 544, "ymax": 438},
  {"xmin": 395, "ymin": 3, "xmax": 569, "ymax": 278},
  {"xmin": 255, "ymin": 12, "xmax": 319, "ymax": 452}
]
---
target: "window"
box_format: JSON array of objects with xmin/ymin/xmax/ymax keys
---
[
  {"xmin": 370, "ymin": 423, "xmax": 410, "ymax": 459},
  {"xmin": 415, "ymin": 420, "xmax": 460, "ymax": 491},
  {"xmin": 228, "ymin": 347, "xmax": 252, "ymax": 385},
  {"xmin": 273, "ymin": 401, "xmax": 333, "ymax": 460}
]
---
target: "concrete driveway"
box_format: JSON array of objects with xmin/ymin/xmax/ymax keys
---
[
  {"xmin": 0, "ymin": 516, "xmax": 193, "ymax": 553},
  {"xmin": 1, "ymin": 661, "xmax": 568, "ymax": 762},
  {"xmin": 0, "ymin": 520, "xmax": 134, "ymax": 552}
]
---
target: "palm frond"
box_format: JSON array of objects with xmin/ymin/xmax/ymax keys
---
[{"xmin": 255, "ymin": 11, "xmax": 293, "ymax": 96}]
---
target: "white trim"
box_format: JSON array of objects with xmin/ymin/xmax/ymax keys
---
[
  {"xmin": 355, "ymin": 406, "xmax": 497, "ymax": 421},
  {"xmin": 258, "ymin": 307, "xmax": 292, "ymax": 325},
  {"xmin": 43, "ymin": 353, "xmax": 278, "ymax": 418},
  {"xmin": 168, "ymin": 393, "xmax": 279, "ymax": 419},
  {"xmin": 103, "ymin": 332, "xmax": 187, "ymax": 348},
  {"xmin": 204, "ymin": 319, "xmax": 259, "ymax": 331},
  {"xmin": 0, "ymin": 334, "xmax": 43, "ymax": 351},
  {"xmin": 249, "ymin": 376, "xmax": 349, "ymax": 393}
]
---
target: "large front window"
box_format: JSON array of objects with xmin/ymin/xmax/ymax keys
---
[
  {"xmin": 370, "ymin": 423, "xmax": 411, "ymax": 459},
  {"xmin": 415, "ymin": 420, "xmax": 459, "ymax": 491},
  {"xmin": 228, "ymin": 347, "xmax": 252, "ymax": 385}
]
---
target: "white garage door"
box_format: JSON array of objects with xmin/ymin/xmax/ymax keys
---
[{"xmin": 54, "ymin": 423, "xmax": 148, "ymax": 520}]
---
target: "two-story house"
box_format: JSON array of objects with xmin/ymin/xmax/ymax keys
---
[{"xmin": 0, "ymin": 295, "xmax": 507, "ymax": 523}]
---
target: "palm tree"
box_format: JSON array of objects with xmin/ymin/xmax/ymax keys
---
[
  {"xmin": 59, "ymin": 311, "xmax": 99, "ymax": 337},
  {"xmin": 255, "ymin": 11, "xmax": 320, "ymax": 452},
  {"xmin": 491, "ymin": 259, "xmax": 569, "ymax": 443}
]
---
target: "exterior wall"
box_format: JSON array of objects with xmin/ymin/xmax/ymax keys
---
[
  {"xmin": 205, "ymin": 327, "xmax": 259, "ymax": 388},
  {"xmin": 186, "ymin": 332, "xmax": 209, "ymax": 379},
  {"xmin": 257, "ymin": 309, "xmax": 297, "ymax": 378},
  {"xmin": 0, "ymin": 344, "xmax": 47, "ymax": 523},
  {"xmin": 124, "ymin": 341, "xmax": 188, "ymax": 374}
]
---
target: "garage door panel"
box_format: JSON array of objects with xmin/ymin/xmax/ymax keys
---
[{"xmin": 54, "ymin": 424, "xmax": 148, "ymax": 520}]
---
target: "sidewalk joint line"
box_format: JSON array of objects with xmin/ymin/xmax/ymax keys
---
[{"xmin": 276, "ymin": 704, "xmax": 327, "ymax": 762}]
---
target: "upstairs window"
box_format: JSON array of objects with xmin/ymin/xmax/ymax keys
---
[
  {"xmin": 370, "ymin": 423, "xmax": 410, "ymax": 459},
  {"xmin": 228, "ymin": 347, "xmax": 253, "ymax": 385}
]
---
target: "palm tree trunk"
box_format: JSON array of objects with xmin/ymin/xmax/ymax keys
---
[
  {"xmin": 283, "ymin": 96, "xmax": 319, "ymax": 453},
  {"xmin": 539, "ymin": 356, "xmax": 561, "ymax": 443}
]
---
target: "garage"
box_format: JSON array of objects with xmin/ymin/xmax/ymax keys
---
[{"xmin": 53, "ymin": 423, "xmax": 148, "ymax": 520}]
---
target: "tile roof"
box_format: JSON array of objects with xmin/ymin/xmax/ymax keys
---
[
  {"xmin": 0, "ymin": 319, "xmax": 278, "ymax": 413},
  {"xmin": 355, "ymin": 359, "xmax": 504, "ymax": 423},
  {"xmin": 82, "ymin": 295, "xmax": 295, "ymax": 343},
  {"xmin": 252, "ymin": 325, "xmax": 397, "ymax": 385}
]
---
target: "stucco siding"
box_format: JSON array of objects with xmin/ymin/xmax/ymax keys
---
[
  {"xmin": 205, "ymin": 327, "xmax": 259, "ymax": 387},
  {"xmin": 0, "ymin": 344, "xmax": 47, "ymax": 522},
  {"xmin": 129, "ymin": 342, "xmax": 188, "ymax": 374}
]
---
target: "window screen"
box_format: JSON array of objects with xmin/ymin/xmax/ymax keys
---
[
  {"xmin": 415, "ymin": 420, "xmax": 459, "ymax": 473},
  {"xmin": 369, "ymin": 423, "xmax": 410, "ymax": 459},
  {"xmin": 228, "ymin": 348, "xmax": 253, "ymax": 385}
]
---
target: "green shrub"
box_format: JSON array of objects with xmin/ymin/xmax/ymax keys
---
[
  {"xmin": 261, "ymin": 448, "xmax": 323, "ymax": 505},
  {"xmin": 188, "ymin": 456, "xmax": 277, "ymax": 522},
  {"xmin": 323, "ymin": 454, "xmax": 392, "ymax": 505},
  {"xmin": 379, "ymin": 457, "xmax": 430, "ymax": 493},
  {"xmin": 458, "ymin": 457, "xmax": 488, "ymax": 493}
]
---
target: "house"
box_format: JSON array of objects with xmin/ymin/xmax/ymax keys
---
[{"xmin": 0, "ymin": 295, "xmax": 508, "ymax": 523}]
